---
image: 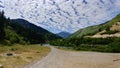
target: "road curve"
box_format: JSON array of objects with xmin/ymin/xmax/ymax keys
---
[{"xmin": 24, "ymin": 46, "xmax": 120, "ymax": 68}]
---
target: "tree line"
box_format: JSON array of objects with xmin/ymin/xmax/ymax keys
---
[{"xmin": 50, "ymin": 37, "xmax": 120, "ymax": 52}]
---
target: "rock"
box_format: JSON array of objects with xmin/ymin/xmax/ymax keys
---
[
  {"xmin": 5, "ymin": 52, "xmax": 15, "ymax": 56},
  {"xmin": 0, "ymin": 64, "xmax": 3, "ymax": 68}
]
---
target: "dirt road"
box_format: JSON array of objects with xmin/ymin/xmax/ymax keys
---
[{"xmin": 24, "ymin": 46, "xmax": 120, "ymax": 68}]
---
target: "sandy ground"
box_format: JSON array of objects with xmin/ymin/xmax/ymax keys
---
[{"xmin": 24, "ymin": 46, "xmax": 120, "ymax": 68}]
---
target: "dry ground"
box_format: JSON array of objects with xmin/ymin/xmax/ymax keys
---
[
  {"xmin": 0, "ymin": 44, "xmax": 50, "ymax": 68},
  {"xmin": 24, "ymin": 46, "xmax": 120, "ymax": 68}
]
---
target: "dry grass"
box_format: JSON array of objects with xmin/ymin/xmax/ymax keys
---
[
  {"xmin": 85, "ymin": 22, "xmax": 120, "ymax": 38},
  {"xmin": 0, "ymin": 44, "xmax": 50, "ymax": 68},
  {"xmin": 110, "ymin": 22, "xmax": 120, "ymax": 31}
]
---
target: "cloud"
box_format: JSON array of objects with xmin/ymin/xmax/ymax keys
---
[{"xmin": 2, "ymin": 0, "xmax": 120, "ymax": 33}]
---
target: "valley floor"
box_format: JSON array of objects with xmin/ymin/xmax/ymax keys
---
[{"xmin": 24, "ymin": 46, "xmax": 120, "ymax": 68}]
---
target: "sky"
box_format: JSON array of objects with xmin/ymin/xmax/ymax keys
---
[{"xmin": 1, "ymin": 0, "xmax": 120, "ymax": 33}]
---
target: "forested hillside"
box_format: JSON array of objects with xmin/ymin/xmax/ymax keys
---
[
  {"xmin": 12, "ymin": 19, "xmax": 61, "ymax": 40},
  {"xmin": 0, "ymin": 11, "xmax": 61, "ymax": 45}
]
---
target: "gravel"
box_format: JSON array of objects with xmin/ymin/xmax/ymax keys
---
[{"xmin": 24, "ymin": 46, "xmax": 120, "ymax": 68}]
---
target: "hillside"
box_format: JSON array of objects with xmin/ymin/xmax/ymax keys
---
[
  {"xmin": 49, "ymin": 14, "xmax": 120, "ymax": 52},
  {"xmin": 69, "ymin": 14, "xmax": 120, "ymax": 38},
  {"xmin": 13, "ymin": 19, "xmax": 53, "ymax": 35},
  {"xmin": 0, "ymin": 11, "xmax": 61, "ymax": 45},
  {"xmin": 12, "ymin": 19, "xmax": 62, "ymax": 40}
]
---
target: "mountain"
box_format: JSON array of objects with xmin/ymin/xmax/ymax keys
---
[
  {"xmin": 13, "ymin": 19, "xmax": 55, "ymax": 35},
  {"xmin": 57, "ymin": 31, "xmax": 71, "ymax": 38},
  {"xmin": 0, "ymin": 11, "xmax": 61, "ymax": 45},
  {"xmin": 12, "ymin": 19, "xmax": 62, "ymax": 40},
  {"xmin": 69, "ymin": 14, "xmax": 120, "ymax": 38},
  {"xmin": 2, "ymin": 0, "xmax": 120, "ymax": 33}
]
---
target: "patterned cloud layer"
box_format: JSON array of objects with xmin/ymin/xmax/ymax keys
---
[{"xmin": 1, "ymin": 0, "xmax": 120, "ymax": 33}]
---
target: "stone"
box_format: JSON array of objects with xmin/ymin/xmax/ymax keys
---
[
  {"xmin": 6, "ymin": 52, "xmax": 15, "ymax": 56},
  {"xmin": 0, "ymin": 64, "xmax": 3, "ymax": 68}
]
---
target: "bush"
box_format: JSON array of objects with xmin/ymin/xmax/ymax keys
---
[
  {"xmin": 50, "ymin": 37, "xmax": 120, "ymax": 53},
  {"xmin": 2, "ymin": 40, "xmax": 12, "ymax": 45},
  {"xmin": 109, "ymin": 42, "xmax": 120, "ymax": 52}
]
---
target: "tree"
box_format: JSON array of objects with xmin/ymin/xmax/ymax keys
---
[{"xmin": 0, "ymin": 11, "xmax": 5, "ymax": 41}]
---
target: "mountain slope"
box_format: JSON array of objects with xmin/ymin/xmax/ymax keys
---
[
  {"xmin": 13, "ymin": 19, "xmax": 52, "ymax": 35},
  {"xmin": 69, "ymin": 14, "xmax": 120, "ymax": 38},
  {"xmin": 2, "ymin": 0, "xmax": 120, "ymax": 33},
  {"xmin": 12, "ymin": 19, "xmax": 62, "ymax": 41},
  {"xmin": 57, "ymin": 31, "xmax": 71, "ymax": 38},
  {"xmin": 0, "ymin": 12, "xmax": 61, "ymax": 44}
]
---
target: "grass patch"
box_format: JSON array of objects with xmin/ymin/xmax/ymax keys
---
[{"xmin": 0, "ymin": 44, "xmax": 50, "ymax": 68}]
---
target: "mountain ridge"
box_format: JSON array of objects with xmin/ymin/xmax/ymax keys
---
[
  {"xmin": 12, "ymin": 19, "xmax": 55, "ymax": 34},
  {"xmin": 12, "ymin": 19, "xmax": 62, "ymax": 40}
]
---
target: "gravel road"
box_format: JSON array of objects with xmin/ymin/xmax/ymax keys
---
[{"xmin": 24, "ymin": 46, "xmax": 120, "ymax": 68}]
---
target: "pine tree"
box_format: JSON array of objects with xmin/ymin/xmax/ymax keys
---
[{"xmin": 0, "ymin": 11, "xmax": 5, "ymax": 41}]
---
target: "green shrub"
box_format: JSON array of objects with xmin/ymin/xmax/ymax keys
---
[{"xmin": 109, "ymin": 42, "xmax": 120, "ymax": 52}]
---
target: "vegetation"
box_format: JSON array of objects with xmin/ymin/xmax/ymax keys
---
[
  {"xmin": 0, "ymin": 44, "xmax": 50, "ymax": 68},
  {"xmin": 101, "ymin": 30, "xmax": 119, "ymax": 35},
  {"xmin": 0, "ymin": 11, "xmax": 5, "ymax": 41},
  {"xmin": 50, "ymin": 37, "xmax": 120, "ymax": 52},
  {"xmin": 12, "ymin": 19, "xmax": 61, "ymax": 41},
  {"xmin": 0, "ymin": 11, "xmax": 55, "ymax": 67},
  {"xmin": 69, "ymin": 14, "xmax": 120, "ymax": 38},
  {"xmin": 0, "ymin": 11, "xmax": 61, "ymax": 45},
  {"xmin": 54, "ymin": 14, "xmax": 120, "ymax": 53},
  {"xmin": 69, "ymin": 25, "xmax": 99, "ymax": 38}
]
